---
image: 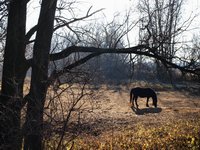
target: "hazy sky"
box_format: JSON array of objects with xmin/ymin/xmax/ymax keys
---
[
  {"xmin": 27, "ymin": 0, "xmax": 134, "ymax": 25},
  {"xmin": 27, "ymin": 0, "xmax": 200, "ymax": 27},
  {"xmin": 84, "ymin": 0, "xmax": 200, "ymax": 44},
  {"xmin": 27, "ymin": 0, "xmax": 200, "ymax": 45},
  {"xmin": 85, "ymin": 0, "xmax": 200, "ymax": 23},
  {"xmin": 86, "ymin": 0, "xmax": 133, "ymax": 19}
]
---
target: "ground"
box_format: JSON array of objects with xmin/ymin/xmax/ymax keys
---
[
  {"xmin": 71, "ymin": 82, "xmax": 200, "ymax": 137},
  {"xmin": 45, "ymin": 82, "xmax": 200, "ymax": 149}
]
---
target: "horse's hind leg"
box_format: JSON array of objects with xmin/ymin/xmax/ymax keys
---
[
  {"xmin": 130, "ymin": 91, "xmax": 134, "ymax": 107},
  {"xmin": 146, "ymin": 97, "xmax": 149, "ymax": 107},
  {"xmin": 131, "ymin": 96, "xmax": 134, "ymax": 107}
]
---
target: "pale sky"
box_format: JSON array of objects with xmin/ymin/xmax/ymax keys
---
[
  {"xmin": 27, "ymin": 0, "xmax": 134, "ymax": 25},
  {"xmin": 85, "ymin": 0, "xmax": 133, "ymax": 20},
  {"xmin": 85, "ymin": 0, "xmax": 200, "ymax": 45},
  {"xmin": 27, "ymin": 0, "xmax": 200, "ymax": 25},
  {"xmin": 27, "ymin": 0, "xmax": 200, "ymax": 45},
  {"xmin": 27, "ymin": 0, "xmax": 200, "ymax": 28}
]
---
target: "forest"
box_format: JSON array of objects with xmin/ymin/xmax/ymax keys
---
[{"xmin": 0, "ymin": 0, "xmax": 200, "ymax": 149}]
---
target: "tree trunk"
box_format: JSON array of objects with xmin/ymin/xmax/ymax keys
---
[
  {"xmin": 0, "ymin": 0, "xmax": 27, "ymax": 149},
  {"xmin": 24, "ymin": 0, "xmax": 57, "ymax": 149}
]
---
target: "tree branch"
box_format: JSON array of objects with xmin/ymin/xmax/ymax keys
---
[
  {"xmin": 48, "ymin": 45, "xmax": 200, "ymax": 86},
  {"xmin": 48, "ymin": 52, "xmax": 101, "ymax": 85},
  {"xmin": 25, "ymin": 25, "xmax": 38, "ymax": 44},
  {"xmin": 54, "ymin": 7, "xmax": 104, "ymax": 31},
  {"xmin": 49, "ymin": 45, "xmax": 151, "ymax": 61}
]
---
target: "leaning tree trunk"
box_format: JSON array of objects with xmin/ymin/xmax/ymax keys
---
[
  {"xmin": 23, "ymin": 0, "xmax": 57, "ymax": 149},
  {"xmin": 0, "ymin": 1, "xmax": 27, "ymax": 149}
]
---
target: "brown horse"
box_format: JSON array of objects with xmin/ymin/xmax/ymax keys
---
[{"xmin": 130, "ymin": 87, "xmax": 157, "ymax": 108}]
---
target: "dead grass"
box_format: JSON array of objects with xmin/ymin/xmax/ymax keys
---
[
  {"xmin": 68, "ymin": 119, "xmax": 200, "ymax": 150},
  {"xmin": 43, "ymin": 82, "xmax": 200, "ymax": 149}
]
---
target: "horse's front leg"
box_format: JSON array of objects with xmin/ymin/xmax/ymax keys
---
[
  {"xmin": 134, "ymin": 96, "xmax": 139, "ymax": 109},
  {"xmin": 146, "ymin": 97, "xmax": 149, "ymax": 107}
]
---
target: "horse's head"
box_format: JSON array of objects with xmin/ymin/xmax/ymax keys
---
[{"xmin": 152, "ymin": 95, "xmax": 157, "ymax": 108}]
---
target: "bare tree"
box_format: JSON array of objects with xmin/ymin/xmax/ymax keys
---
[
  {"xmin": 138, "ymin": 0, "xmax": 192, "ymax": 81},
  {"xmin": 78, "ymin": 15, "xmax": 133, "ymax": 83}
]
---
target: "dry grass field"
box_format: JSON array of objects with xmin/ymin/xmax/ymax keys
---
[{"xmin": 44, "ymin": 82, "xmax": 200, "ymax": 149}]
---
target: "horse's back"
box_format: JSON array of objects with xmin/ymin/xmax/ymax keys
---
[{"xmin": 131, "ymin": 87, "xmax": 155, "ymax": 97}]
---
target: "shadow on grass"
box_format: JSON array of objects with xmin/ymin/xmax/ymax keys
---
[{"xmin": 131, "ymin": 106, "xmax": 162, "ymax": 115}]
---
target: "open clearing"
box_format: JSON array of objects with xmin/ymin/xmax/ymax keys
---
[
  {"xmin": 70, "ymin": 83, "xmax": 200, "ymax": 137},
  {"xmin": 46, "ymin": 82, "xmax": 200, "ymax": 149}
]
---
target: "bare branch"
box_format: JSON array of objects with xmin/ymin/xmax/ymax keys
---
[
  {"xmin": 53, "ymin": 7, "xmax": 104, "ymax": 31},
  {"xmin": 25, "ymin": 25, "xmax": 38, "ymax": 44},
  {"xmin": 48, "ymin": 45, "xmax": 200, "ymax": 86}
]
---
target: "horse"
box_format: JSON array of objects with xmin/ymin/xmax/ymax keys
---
[{"xmin": 130, "ymin": 87, "xmax": 157, "ymax": 109}]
